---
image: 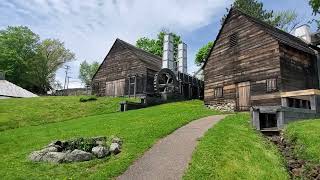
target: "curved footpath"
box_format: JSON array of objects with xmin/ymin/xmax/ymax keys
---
[{"xmin": 117, "ymin": 115, "xmax": 227, "ymax": 180}]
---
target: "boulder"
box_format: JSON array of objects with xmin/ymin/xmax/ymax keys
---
[
  {"xmin": 92, "ymin": 146, "xmax": 109, "ymax": 158},
  {"xmin": 29, "ymin": 150, "xmax": 47, "ymax": 162},
  {"xmin": 112, "ymin": 137, "xmax": 123, "ymax": 146},
  {"xmin": 64, "ymin": 149, "xmax": 93, "ymax": 162},
  {"xmin": 110, "ymin": 143, "xmax": 121, "ymax": 154},
  {"xmin": 41, "ymin": 152, "xmax": 66, "ymax": 163}
]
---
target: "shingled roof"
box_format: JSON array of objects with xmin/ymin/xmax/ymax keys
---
[
  {"xmin": 202, "ymin": 8, "xmax": 316, "ymax": 69},
  {"xmin": 0, "ymin": 80, "xmax": 38, "ymax": 98}
]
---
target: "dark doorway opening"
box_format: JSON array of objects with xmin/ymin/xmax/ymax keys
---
[{"xmin": 260, "ymin": 113, "xmax": 277, "ymax": 129}]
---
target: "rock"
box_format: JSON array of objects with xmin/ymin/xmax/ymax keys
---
[
  {"xmin": 96, "ymin": 140, "xmax": 105, "ymax": 146},
  {"xmin": 92, "ymin": 146, "xmax": 109, "ymax": 158},
  {"xmin": 64, "ymin": 149, "xmax": 93, "ymax": 162},
  {"xmin": 92, "ymin": 136, "xmax": 107, "ymax": 142},
  {"xmin": 292, "ymin": 168, "xmax": 303, "ymax": 177},
  {"xmin": 112, "ymin": 137, "xmax": 123, "ymax": 146},
  {"xmin": 110, "ymin": 143, "xmax": 121, "ymax": 154},
  {"xmin": 41, "ymin": 152, "xmax": 66, "ymax": 163},
  {"xmin": 29, "ymin": 150, "xmax": 47, "ymax": 162}
]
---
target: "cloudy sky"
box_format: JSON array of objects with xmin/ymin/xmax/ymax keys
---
[{"xmin": 0, "ymin": 0, "xmax": 317, "ymax": 88}]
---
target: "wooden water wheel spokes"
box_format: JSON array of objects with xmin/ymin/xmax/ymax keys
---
[{"xmin": 154, "ymin": 68, "xmax": 178, "ymax": 94}]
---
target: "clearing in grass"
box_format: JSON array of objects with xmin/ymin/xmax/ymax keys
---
[
  {"xmin": 0, "ymin": 96, "xmax": 129, "ymax": 131},
  {"xmin": 0, "ymin": 100, "xmax": 219, "ymax": 179},
  {"xmin": 183, "ymin": 113, "xmax": 289, "ymax": 180}
]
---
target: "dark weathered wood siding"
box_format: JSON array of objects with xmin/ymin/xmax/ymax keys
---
[
  {"xmin": 92, "ymin": 39, "xmax": 162, "ymax": 96},
  {"xmin": 280, "ymin": 44, "xmax": 318, "ymax": 92},
  {"xmin": 204, "ymin": 10, "xmax": 281, "ymax": 109}
]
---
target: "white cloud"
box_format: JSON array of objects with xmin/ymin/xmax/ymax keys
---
[{"xmin": 0, "ymin": 0, "xmax": 231, "ymax": 88}]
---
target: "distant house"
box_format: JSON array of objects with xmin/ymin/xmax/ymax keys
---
[
  {"xmin": 92, "ymin": 38, "xmax": 162, "ymax": 97},
  {"xmin": 203, "ymin": 8, "xmax": 320, "ymax": 111},
  {"xmin": 0, "ymin": 80, "xmax": 38, "ymax": 99}
]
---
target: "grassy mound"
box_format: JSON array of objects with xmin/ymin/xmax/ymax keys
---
[
  {"xmin": 184, "ymin": 113, "xmax": 289, "ymax": 180},
  {"xmin": 0, "ymin": 96, "xmax": 127, "ymax": 131},
  {"xmin": 0, "ymin": 100, "xmax": 219, "ymax": 179},
  {"xmin": 285, "ymin": 119, "xmax": 320, "ymax": 164}
]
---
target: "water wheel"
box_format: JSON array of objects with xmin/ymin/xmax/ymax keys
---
[{"xmin": 154, "ymin": 68, "xmax": 178, "ymax": 94}]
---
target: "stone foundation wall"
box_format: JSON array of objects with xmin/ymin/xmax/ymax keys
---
[{"xmin": 206, "ymin": 100, "xmax": 236, "ymax": 112}]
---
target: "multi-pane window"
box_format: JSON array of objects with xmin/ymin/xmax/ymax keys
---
[
  {"xmin": 266, "ymin": 78, "xmax": 277, "ymax": 92},
  {"xmin": 213, "ymin": 87, "xmax": 223, "ymax": 98},
  {"xmin": 229, "ymin": 32, "xmax": 239, "ymax": 48}
]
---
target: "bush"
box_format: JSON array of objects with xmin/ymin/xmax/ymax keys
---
[{"xmin": 79, "ymin": 96, "xmax": 97, "ymax": 102}]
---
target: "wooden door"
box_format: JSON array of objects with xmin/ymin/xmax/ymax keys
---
[{"xmin": 237, "ymin": 81, "xmax": 251, "ymax": 111}]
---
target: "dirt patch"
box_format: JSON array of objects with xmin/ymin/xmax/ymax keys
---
[{"xmin": 267, "ymin": 133, "xmax": 320, "ymax": 179}]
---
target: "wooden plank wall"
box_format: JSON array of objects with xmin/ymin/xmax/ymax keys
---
[
  {"xmin": 280, "ymin": 44, "xmax": 318, "ymax": 92},
  {"xmin": 92, "ymin": 40, "xmax": 148, "ymax": 96},
  {"xmin": 204, "ymin": 10, "xmax": 281, "ymax": 108}
]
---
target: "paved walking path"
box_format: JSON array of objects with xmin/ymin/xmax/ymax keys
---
[{"xmin": 117, "ymin": 115, "xmax": 227, "ymax": 180}]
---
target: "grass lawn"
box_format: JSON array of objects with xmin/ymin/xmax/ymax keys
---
[
  {"xmin": 0, "ymin": 96, "xmax": 128, "ymax": 131},
  {"xmin": 0, "ymin": 100, "xmax": 219, "ymax": 179},
  {"xmin": 285, "ymin": 119, "xmax": 320, "ymax": 164},
  {"xmin": 184, "ymin": 113, "xmax": 289, "ymax": 180}
]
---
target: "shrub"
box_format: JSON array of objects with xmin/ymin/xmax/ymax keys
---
[{"xmin": 79, "ymin": 96, "xmax": 97, "ymax": 102}]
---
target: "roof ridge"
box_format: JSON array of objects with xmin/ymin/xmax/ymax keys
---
[{"xmin": 117, "ymin": 39, "xmax": 162, "ymax": 60}]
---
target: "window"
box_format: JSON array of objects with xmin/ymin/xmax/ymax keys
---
[
  {"xmin": 213, "ymin": 87, "xmax": 223, "ymax": 98},
  {"xmin": 229, "ymin": 32, "xmax": 239, "ymax": 48},
  {"xmin": 266, "ymin": 78, "xmax": 277, "ymax": 92}
]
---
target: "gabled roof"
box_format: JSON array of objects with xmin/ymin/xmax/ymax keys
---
[
  {"xmin": 0, "ymin": 80, "xmax": 38, "ymax": 98},
  {"xmin": 116, "ymin": 39, "xmax": 162, "ymax": 69},
  {"xmin": 202, "ymin": 8, "xmax": 316, "ymax": 69},
  {"xmin": 92, "ymin": 38, "xmax": 162, "ymax": 80}
]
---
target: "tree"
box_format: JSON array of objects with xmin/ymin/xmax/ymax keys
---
[
  {"xmin": 195, "ymin": 41, "xmax": 214, "ymax": 66},
  {"xmin": 271, "ymin": 10, "xmax": 299, "ymax": 33},
  {"xmin": 0, "ymin": 26, "xmax": 39, "ymax": 88},
  {"xmin": 309, "ymin": 0, "xmax": 320, "ymax": 15},
  {"xmin": 222, "ymin": 0, "xmax": 273, "ymax": 24},
  {"xmin": 29, "ymin": 39, "xmax": 75, "ymax": 93},
  {"xmin": 136, "ymin": 30, "xmax": 181, "ymax": 62},
  {"xmin": 78, "ymin": 60, "xmax": 100, "ymax": 86}
]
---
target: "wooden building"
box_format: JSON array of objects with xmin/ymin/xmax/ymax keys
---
[
  {"xmin": 92, "ymin": 39, "xmax": 162, "ymax": 97},
  {"xmin": 203, "ymin": 8, "xmax": 319, "ymax": 111}
]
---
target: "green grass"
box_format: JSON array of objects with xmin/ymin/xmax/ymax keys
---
[
  {"xmin": 285, "ymin": 119, "xmax": 320, "ymax": 164},
  {"xmin": 0, "ymin": 96, "xmax": 129, "ymax": 131},
  {"xmin": 0, "ymin": 100, "xmax": 219, "ymax": 179},
  {"xmin": 184, "ymin": 113, "xmax": 289, "ymax": 180}
]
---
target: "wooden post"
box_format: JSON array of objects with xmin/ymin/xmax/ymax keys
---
[
  {"xmin": 134, "ymin": 75, "xmax": 137, "ymax": 98},
  {"xmin": 128, "ymin": 76, "xmax": 131, "ymax": 98}
]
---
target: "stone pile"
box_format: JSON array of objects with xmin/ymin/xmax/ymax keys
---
[
  {"xmin": 206, "ymin": 102, "xmax": 235, "ymax": 112},
  {"xmin": 29, "ymin": 136, "xmax": 122, "ymax": 163}
]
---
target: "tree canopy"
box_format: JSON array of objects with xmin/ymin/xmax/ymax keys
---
[
  {"xmin": 0, "ymin": 26, "xmax": 75, "ymax": 94},
  {"xmin": 195, "ymin": 41, "xmax": 214, "ymax": 66},
  {"xmin": 78, "ymin": 60, "xmax": 100, "ymax": 86},
  {"xmin": 136, "ymin": 30, "xmax": 181, "ymax": 62},
  {"xmin": 309, "ymin": 0, "xmax": 320, "ymax": 15}
]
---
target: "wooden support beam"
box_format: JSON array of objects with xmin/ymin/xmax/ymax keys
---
[{"xmin": 281, "ymin": 89, "xmax": 320, "ymax": 97}]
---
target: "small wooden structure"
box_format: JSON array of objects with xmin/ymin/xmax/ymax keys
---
[{"xmin": 202, "ymin": 8, "xmax": 319, "ymax": 111}]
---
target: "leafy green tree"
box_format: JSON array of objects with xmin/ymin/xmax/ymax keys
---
[
  {"xmin": 195, "ymin": 41, "xmax": 214, "ymax": 66},
  {"xmin": 29, "ymin": 39, "xmax": 75, "ymax": 93},
  {"xmin": 79, "ymin": 60, "xmax": 100, "ymax": 86},
  {"xmin": 309, "ymin": 0, "xmax": 320, "ymax": 15},
  {"xmin": 0, "ymin": 26, "xmax": 39, "ymax": 88},
  {"xmin": 271, "ymin": 10, "xmax": 299, "ymax": 32},
  {"xmin": 136, "ymin": 30, "xmax": 181, "ymax": 62},
  {"xmin": 222, "ymin": 0, "xmax": 274, "ymax": 24}
]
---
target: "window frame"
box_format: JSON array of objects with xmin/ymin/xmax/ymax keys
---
[
  {"xmin": 213, "ymin": 87, "xmax": 223, "ymax": 98},
  {"xmin": 266, "ymin": 78, "xmax": 278, "ymax": 92}
]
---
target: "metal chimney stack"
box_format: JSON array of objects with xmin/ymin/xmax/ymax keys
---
[
  {"xmin": 162, "ymin": 34, "xmax": 174, "ymax": 70},
  {"xmin": 178, "ymin": 42, "xmax": 187, "ymax": 74},
  {"xmin": 293, "ymin": 25, "xmax": 312, "ymax": 44}
]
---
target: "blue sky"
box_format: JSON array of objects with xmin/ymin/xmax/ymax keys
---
[{"xmin": 0, "ymin": 0, "xmax": 318, "ymax": 88}]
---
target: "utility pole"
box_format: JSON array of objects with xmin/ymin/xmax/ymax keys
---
[
  {"xmin": 63, "ymin": 65, "xmax": 70, "ymax": 90},
  {"xmin": 66, "ymin": 76, "xmax": 71, "ymax": 90}
]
